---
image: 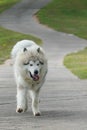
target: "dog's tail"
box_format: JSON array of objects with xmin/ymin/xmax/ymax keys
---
[{"xmin": 11, "ymin": 40, "xmax": 36, "ymax": 58}]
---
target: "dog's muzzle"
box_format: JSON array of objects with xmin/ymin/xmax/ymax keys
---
[{"xmin": 29, "ymin": 71, "xmax": 39, "ymax": 81}]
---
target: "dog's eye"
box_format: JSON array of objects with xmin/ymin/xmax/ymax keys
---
[
  {"xmin": 23, "ymin": 62, "xmax": 29, "ymax": 65},
  {"xmin": 37, "ymin": 64, "xmax": 39, "ymax": 66},
  {"xmin": 30, "ymin": 64, "xmax": 33, "ymax": 66}
]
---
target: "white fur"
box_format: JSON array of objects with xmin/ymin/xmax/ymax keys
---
[
  {"xmin": 11, "ymin": 40, "xmax": 48, "ymax": 116},
  {"xmin": 11, "ymin": 40, "xmax": 37, "ymax": 58}
]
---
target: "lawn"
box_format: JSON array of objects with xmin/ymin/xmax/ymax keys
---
[
  {"xmin": 37, "ymin": 0, "xmax": 87, "ymax": 79},
  {"xmin": 0, "ymin": 27, "xmax": 41, "ymax": 64},
  {"xmin": 0, "ymin": 0, "xmax": 42, "ymax": 64},
  {"xmin": 0, "ymin": 0, "xmax": 20, "ymax": 13},
  {"xmin": 64, "ymin": 48, "xmax": 87, "ymax": 79},
  {"xmin": 37, "ymin": 0, "xmax": 87, "ymax": 39}
]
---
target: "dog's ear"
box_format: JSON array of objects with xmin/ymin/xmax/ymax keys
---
[
  {"xmin": 39, "ymin": 61, "xmax": 44, "ymax": 65},
  {"xmin": 37, "ymin": 48, "xmax": 40, "ymax": 53},
  {"xmin": 23, "ymin": 48, "xmax": 27, "ymax": 52}
]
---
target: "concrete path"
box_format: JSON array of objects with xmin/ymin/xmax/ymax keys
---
[{"xmin": 0, "ymin": 0, "xmax": 87, "ymax": 129}]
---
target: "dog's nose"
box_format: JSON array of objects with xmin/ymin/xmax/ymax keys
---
[{"xmin": 34, "ymin": 70, "xmax": 38, "ymax": 75}]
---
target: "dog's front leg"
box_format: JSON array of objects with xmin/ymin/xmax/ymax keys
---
[
  {"xmin": 16, "ymin": 86, "xmax": 28, "ymax": 113},
  {"xmin": 29, "ymin": 89, "xmax": 41, "ymax": 116}
]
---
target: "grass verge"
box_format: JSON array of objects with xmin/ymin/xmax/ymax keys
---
[
  {"xmin": 0, "ymin": 0, "xmax": 42, "ymax": 64},
  {"xmin": 0, "ymin": 27, "xmax": 41, "ymax": 64},
  {"xmin": 37, "ymin": 0, "xmax": 87, "ymax": 79},
  {"xmin": 64, "ymin": 48, "xmax": 87, "ymax": 79},
  {"xmin": 37, "ymin": 0, "xmax": 87, "ymax": 39},
  {"xmin": 0, "ymin": 0, "xmax": 20, "ymax": 13}
]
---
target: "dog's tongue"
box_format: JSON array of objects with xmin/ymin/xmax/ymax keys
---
[{"xmin": 33, "ymin": 74, "xmax": 39, "ymax": 81}]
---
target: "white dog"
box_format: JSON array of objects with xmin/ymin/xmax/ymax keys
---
[{"xmin": 11, "ymin": 40, "xmax": 48, "ymax": 116}]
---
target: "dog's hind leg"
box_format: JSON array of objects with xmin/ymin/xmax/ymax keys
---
[
  {"xmin": 16, "ymin": 86, "xmax": 28, "ymax": 113},
  {"xmin": 29, "ymin": 89, "xmax": 41, "ymax": 116}
]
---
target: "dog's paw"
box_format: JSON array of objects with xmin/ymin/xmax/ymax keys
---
[
  {"xmin": 34, "ymin": 112, "xmax": 41, "ymax": 116},
  {"xmin": 16, "ymin": 108, "xmax": 24, "ymax": 113},
  {"xmin": 16, "ymin": 106, "xmax": 28, "ymax": 113},
  {"xmin": 16, "ymin": 107, "xmax": 27, "ymax": 113}
]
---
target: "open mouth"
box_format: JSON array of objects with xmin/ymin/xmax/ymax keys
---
[{"xmin": 29, "ymin": 71, "xmax": 39, "ymax": 81}]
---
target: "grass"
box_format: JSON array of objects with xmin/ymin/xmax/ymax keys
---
[
  {"xmin": 64, "ymin": 48, "xmax": 87, "ymax": 79},
  {"xmin": 37, "ymin": 0, "xmax": 87, "ymax": 39},
  {"xmin": 0, "ymin": 27, "xmax": 41, "ymax": 64},
  {"xmin": 37, "ymin": 0, "xmax": 87, "ymax": 79},
  {"xmin": 0, "ymin": 0, "xmax": 42, "ymax": 64},
  {"xmin": 0, "ymin": 0, "xmax": 20, "ymax": 13},
  {"xmin": 36, "ymin": 0, "xmax": 87, "ymax": 79}
]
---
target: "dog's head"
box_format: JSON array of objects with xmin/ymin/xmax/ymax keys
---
[
  {"xmin": 15, "ymin": 46, "xmax": 47, "ymax": 82},
  {"xmin": 23, "ymin": 58, "xmax": 44, "ymax": 81}
]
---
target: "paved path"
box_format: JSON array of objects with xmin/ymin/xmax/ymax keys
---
[{"xmin": 0, "ymin": 0, "xmax": 87, "ymax": 129}]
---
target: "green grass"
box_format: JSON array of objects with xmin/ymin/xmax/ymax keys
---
[
  {"xmin": 0, "ymin": 27, "xmax": 41, "ymax": 64},
  {"xmin": 64, "ymin": 48, "xmax": 87, "ymax": 79},
  {"xmin": 0, "ymin": 0, "xmax": 42, "ymax": 64},
  {"xmin": 37, "ymin": 0, "xmax": 87, "ymax": 79},
  {"xmin": 37, "ymin": 0, "xmax": 87, "ymax": 39},
  {"xmin": 0, "ymin": 0, "xmax": 20, "ymax": 13}
]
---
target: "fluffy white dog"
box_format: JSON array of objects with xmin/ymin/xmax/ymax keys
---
[{"xmin": 11, "ymin": 40, "xmax": 48, "ymax": 116}]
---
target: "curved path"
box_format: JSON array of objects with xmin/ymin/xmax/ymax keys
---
[{"xmin": 0, "ymin": 0, "xmax": 87, "ymax": 129}]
